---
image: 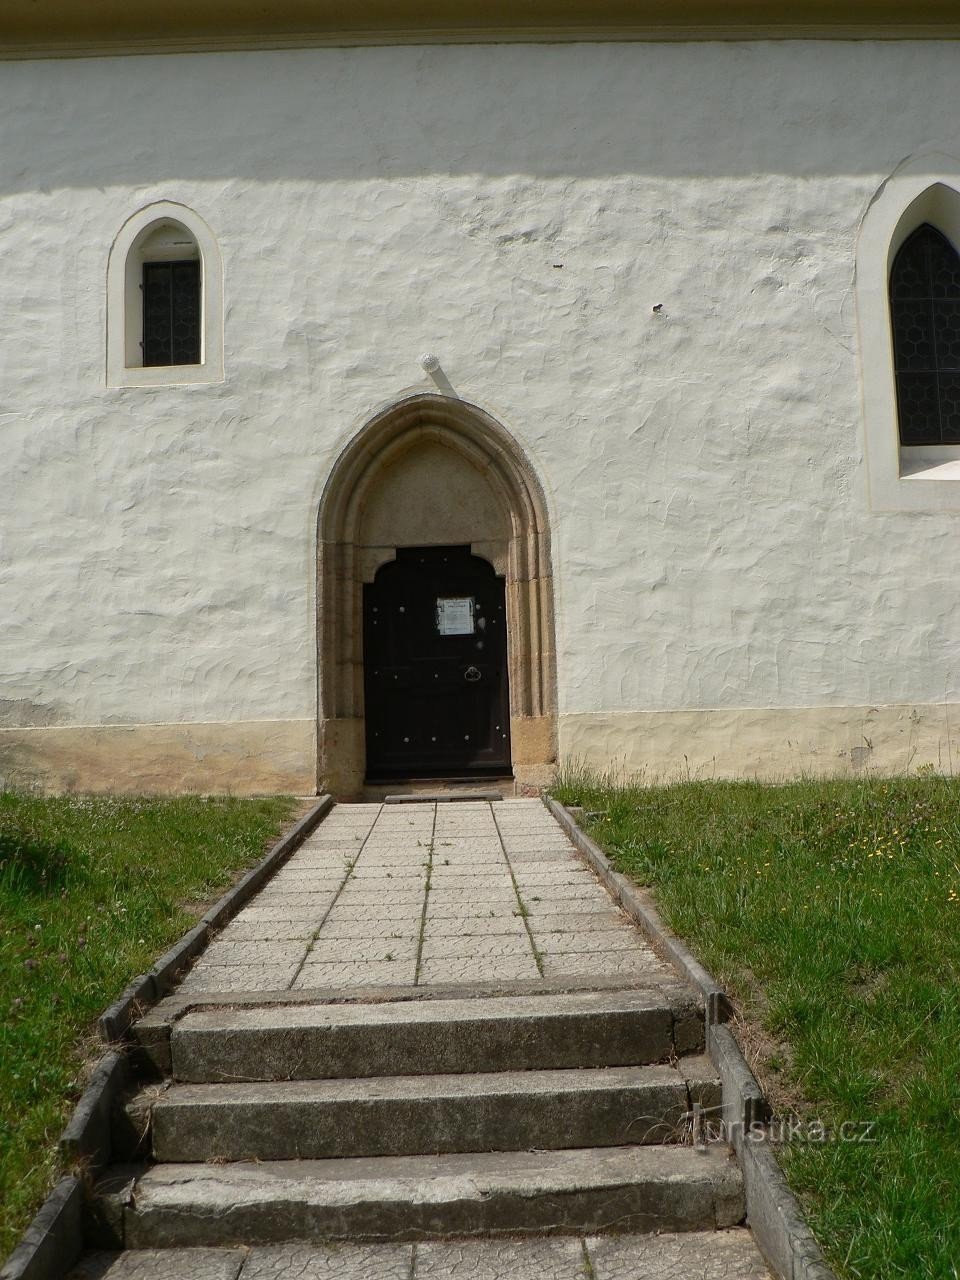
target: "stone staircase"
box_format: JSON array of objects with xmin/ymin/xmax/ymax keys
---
[
  {"xmin": 84, "ymin": 984, "xmax": 754, "ymax": 1259},
  {"xmin": 67, "ymin": 798, "xmax": 772, "ymax": 1278}
]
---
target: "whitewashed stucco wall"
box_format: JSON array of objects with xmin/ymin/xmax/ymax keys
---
[{"xmin": 2, "ymin": 41, "xmax": 960, "ymax": 789}]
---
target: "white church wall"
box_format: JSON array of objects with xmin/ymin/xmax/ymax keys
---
[{"xmin": 2, "ymin": 40, "xmax": 960, "ymax": 791}]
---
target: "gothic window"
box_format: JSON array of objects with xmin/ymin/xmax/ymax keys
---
[{"xmin": 890, "ymin": 223, "xmax": 960, "ymax": 445}]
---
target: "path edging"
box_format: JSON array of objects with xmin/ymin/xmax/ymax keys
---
[
  {"xmin": 1, "ymin": 795, "xmax": 333, "ymax": 1280},
  {"xmin": 546, "ymin": 796, "xmax": 837, "ymax": 1280}
]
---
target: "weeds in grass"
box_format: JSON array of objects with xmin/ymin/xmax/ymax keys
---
[
  {"xmin": 0, "ymin": 790, "xmax": 296, "ymax": 1259},
  {"xmin": 553, "ymin": 767, "xmax": 960, "ymax": 1280}
]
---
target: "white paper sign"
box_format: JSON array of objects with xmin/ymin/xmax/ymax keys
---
[{"xmin": 436, "ymin": 596, "xmax": 475, "ymax": 635}]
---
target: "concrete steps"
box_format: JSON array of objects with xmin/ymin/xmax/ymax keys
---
[
  {"xmin": 101, "ymin": 1145, "xmax": 746, "ymax": 1248},
  {"xmin": 84, "ymin": 787, "xmax": 755, "ymax": 1269},
  {"xmin": 144, "ymin": 1060, "xmax": 714, "ymax": 1161},
  {"xmin": 166, "ymin": 987, "xmax": 699, "ymax": 1082}
]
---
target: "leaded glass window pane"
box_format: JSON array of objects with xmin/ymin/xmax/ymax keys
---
[
  {"xmin": 142, "ymin": 260, "xmax": 201, "ymax": 366},
  {"xmin": 891, "ymin": 224, "xmax": 960, "ymax": 445}
]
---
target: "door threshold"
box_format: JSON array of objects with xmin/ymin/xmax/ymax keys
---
[{"xmin": 362, "ymin": 777, "xmax": 517, "ymax": 803}]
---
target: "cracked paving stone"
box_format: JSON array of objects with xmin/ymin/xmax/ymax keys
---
[
  {"xmin": 66, "ymin": 1249, "xmax": 246, "ymax": 1279},
  {"xmin": 415, "ymin": 1236, "xmax": 587, "ymax": 1279},
  {"xmin": 241, "ymin": 1242, "xmax": 413, "ymax": 1279}
]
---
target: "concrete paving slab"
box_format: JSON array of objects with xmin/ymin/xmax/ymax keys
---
[
  {"xmin": 241, "ymin": 1242, "xmax": 411, "ymax": 1279},
  {"xmin": 504, "ymin": 851, "xmax": 573, "ymax": 864},
  {"xmin": 293, "ymin": 961, "xmax": 417, "ymax": 988},
  {"xmin": 357, "ymin": 866, "xmax": 428, "ymax": 881},
  {"xmin": 585, "ymin": 1229, "xmax": 773, "ymax": 1278},
  {"xmin": 510, "ymin": 870, "xmax": 598, "ymax": 886},
  {"xmin": 418, "ymin": 935, "xmax": 535, "ymax": 961},
  {"xmin": 200, "ymin": 943, "xmax": 310, "ymax": 968},
  {"xmin": 532, "ymin": 931, "xmax": 645, "ymax": 955},
  {"xmin": 232, "ymin": 905, "xmax": 330, "ymax": 922},
  {"xmin": 315, "ymin": 919, "xmax": 425, "ymax": 939},
  {"xmin": 433, "ymin": 839, "xmax": 504, "ymax": 853},
  {"xmin": 262, "ymin": 876, "xmax": 346, "ymax": 892},
  {"xmin": 235, "ymin": 891, "xmax": 337, "ymax": 909},
  {"xmin": 415, "ymin": 1236, "xmax": 585, "ymax": 1279},
  {"xmin": 178, "ymin": 964, "xmax": 302, "ymax": 992},
  {"xmin": 215, "ymin": 920, "xmax": 319, "ymax": 942},
  {"xmin": 325, "ymin": 902, "xmax": 425, "ymax": 920},
  {"xmin": 336, "ymin": 890, "xmax": 426, "ymax": 906},
  {"xmin": 421, "ymin": 916, "xmax": 530, "ymax": 937},
  {"xmin": 306, "ymin": 939, "xmax": 419, "ymax": 963},
  {"xmin": 427, "ymin": 889, "xmax": 518, "ymax": 904},
  {"xmin": 426, "ymin": 877, "xmax": 511, "ymax": 893},
  {"xmin": 417, "ymin": 956, "xmax": 541, "ymax": 984},
  {"xmin": 66, "ymin": 1249, "xmax": 246, "ymax": 1279},
  {"xmin": 526, "ymin": 910, "xmax": 631, "ymax": 932},
  {"xmin": 542, "ymin": 953, "xmax": 669, "ymax": 979},
  {"xmin": 523, "ymin": 898, "xmax": 619, "ymax": 916},
  {"xmin": 424, "ymin": 901, "xmax": 525, "ymax": 920}
]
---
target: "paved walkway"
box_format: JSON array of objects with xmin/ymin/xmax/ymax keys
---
[
  {"xmin": 179, "ymin": 799, "xmax": 671, "ymax": 993},
  {"xmin": 72, "ymin": 1231, "xmax": 769, "ymax": 1279}
]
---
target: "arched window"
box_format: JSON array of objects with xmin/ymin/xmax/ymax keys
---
[
  {"xmin": 107, "ymin": 201, "xmax": 223, "ymax": 387},
  {"xmin": 890, "ymin": 224, "xmax": 960, "ymax": 446},
  {"xmin": 136, "ymin": 223, "xmax": 201, "ymax": 367}
]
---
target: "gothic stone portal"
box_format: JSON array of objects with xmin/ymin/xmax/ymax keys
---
[{"xmin": 317, "ymin": 395, "xmax": 557, "ymax": 797}]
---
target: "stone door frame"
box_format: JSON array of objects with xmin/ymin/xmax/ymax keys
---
[{"xmin": 317, "ymin": 393, "xmax": 557, "ymax": 796}]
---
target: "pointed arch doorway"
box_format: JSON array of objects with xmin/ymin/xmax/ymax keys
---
[{"xmin": 317, "ymin": 394, "xmax": 557, "ymax": 797}]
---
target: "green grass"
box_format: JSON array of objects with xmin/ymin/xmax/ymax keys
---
[
  {"xmin": 553, "ymin": 768, "xmax": 960, "ymax": 1280},
  {"xmin": 0, "ymin": 791, "xmax": 297, "ymax": 1259}
]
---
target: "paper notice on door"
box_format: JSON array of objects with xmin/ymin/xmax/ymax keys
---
[{"xmin": 436, "ymin": 596, "xmax": 475, "ymax": 635}]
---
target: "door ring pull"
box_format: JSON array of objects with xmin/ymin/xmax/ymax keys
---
[{"xmin": 464, "ymin": 666, "xmax": 482, "ymax": 683}]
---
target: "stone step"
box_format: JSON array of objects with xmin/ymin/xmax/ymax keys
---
[
  {"xmin": 67, "ymin": 1229, "xmax": 773, "ymax": 1280},
  {"xmin": 146, "ymin": 1060, "xmax": 716, "ymax": 1162},
  {"xmin": 167, "ymin": 987, "xmax": 701, "ymax": 1082},
  {"xmin": 104, "ymin": 1145, "xmax": 744, "ymax": 1248}
]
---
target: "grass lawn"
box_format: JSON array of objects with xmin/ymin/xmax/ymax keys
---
[
  {"xmin": 0, "ymin": 790, "xmax": 298, "ymax": 1260},
  {"xmin": 553, "ymin": 771, "xmax": 960, "ymax": 1280}
]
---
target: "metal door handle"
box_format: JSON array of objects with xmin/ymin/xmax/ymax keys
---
[{"xmin": 464, "ymin": 666, "xmax": 482, "ymax": 683}]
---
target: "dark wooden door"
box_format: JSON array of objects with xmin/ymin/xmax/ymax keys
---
[{"xmin": 363, "ymin": 546, "xmax": 512, "ymax": 780}]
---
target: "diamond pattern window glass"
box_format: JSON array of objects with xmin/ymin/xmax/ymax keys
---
[
  {"xmin": 142, "ymin": 260, "xmax": 201, "ymax": 367},
  {"xmin": 890, "ymin": 224, "xmax": 960, "ymax": 445}
]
